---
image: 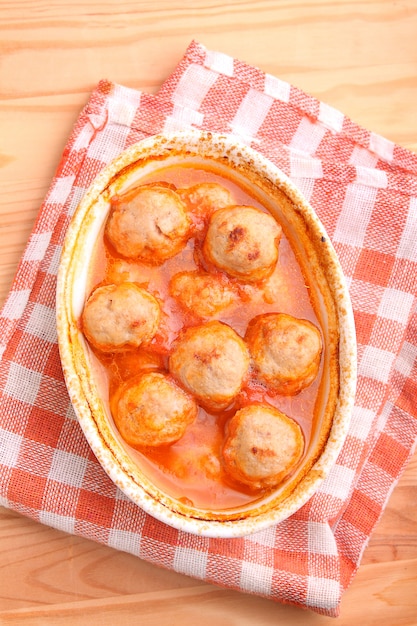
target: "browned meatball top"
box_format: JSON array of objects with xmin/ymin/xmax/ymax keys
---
[
  {"xmin": 178, "ymin": 182, "xmax": 234, "ymax": 224},
  {"xmin": 202, "ymin": 205, "xmax": 282, "ymax": 282},
  {"xmin": 222, "ymin": 404, "xmax": 304, "ymax": 490},
  {"xmin": 114, "ymin": 372, "xmax": 198, "ymax": 447},
  {"xmin": 81, "ymin": 282, "xmax": 160, "ymax": 352},
  {"xmin": 169, "ymin": 270, "xmax": 237, "ymax": 319},
  {"xmin": 105, "ymin": 185, "xmax": 192, "ymax": 264},
  {"xmin": 168, "ymin": 321, "xmax": 250, "ymax": 411},
  {"xmin": 245, "ymin": 313, "xmax": 322, "ymax": 395}
]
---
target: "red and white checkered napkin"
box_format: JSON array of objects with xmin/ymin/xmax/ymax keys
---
[{"xmin": 1, "ymin": 41, "xmax": 416, "ymax": 617}]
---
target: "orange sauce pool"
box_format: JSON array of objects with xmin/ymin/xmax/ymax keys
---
[{"xmin": 85, "ymin": 165, "xmax": 323, "ymax": 510}]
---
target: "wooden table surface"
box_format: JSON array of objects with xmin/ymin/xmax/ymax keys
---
[{"xmin": 1, "ymin": 1, "xmax": 416, "ymax": 624}]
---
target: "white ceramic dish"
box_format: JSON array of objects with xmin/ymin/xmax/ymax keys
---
[{"xmin": 56, "ymin": 130, "xmax": 357, "ymax": 537}]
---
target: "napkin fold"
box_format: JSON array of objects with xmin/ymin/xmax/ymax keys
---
[{"xmin": 1, "ymin": 40, "xmax": 416, "ymax": 617}]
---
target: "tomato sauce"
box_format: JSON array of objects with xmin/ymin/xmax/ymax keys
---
[{"xmin": 86, "ymin": 165, "xmax": 323, "ymax": 510}]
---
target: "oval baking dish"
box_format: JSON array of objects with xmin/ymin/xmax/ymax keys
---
[{"xmin": 56, "ymin": 130, "xmax": 357, "ymax": 537}]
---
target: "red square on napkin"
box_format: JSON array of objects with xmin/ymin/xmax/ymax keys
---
[{"xmin": 0, "ymin": 41, "xmax": 416, "ymax": 617}]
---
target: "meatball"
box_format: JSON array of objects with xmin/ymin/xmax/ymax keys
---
[
  {"xmin": 169, "ymin": 321, "xmax": 250, "ymax": 411},
  {"xmin": 178, "ymin": 182, "xmax": 234, "ymax": 222},
  {"xmin": 113, "ymin": 372, "xmax": 198, "ymax": 447},
  {"xmin": 169, "ymin": 270, "xmax": 237, "ymax": 319},
  {"xmin": 81, "ymin": 282, "xmax": 160, "ymax": 352},
  {"xmin": 170, "ymin": 445, "xmax": 222, "ymax": 482},
  {"xmin": 245, "ymin": 313, "xmax": 322, "ymax": 395},
  {"xmin": 105, "ymin": 184, "xmax": 192, "ymax": 264},
  {"xmin": 202, "ymin": 206, "xmax": 282, "ymax": 282},
  {"xmin": 222, "ymin": 404, "xmax": 304, "ymax": 490}
]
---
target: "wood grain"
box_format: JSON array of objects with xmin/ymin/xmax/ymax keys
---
[{"xmin": 1, "ymin": 0, "xmax": 416, "ymax": 623}]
